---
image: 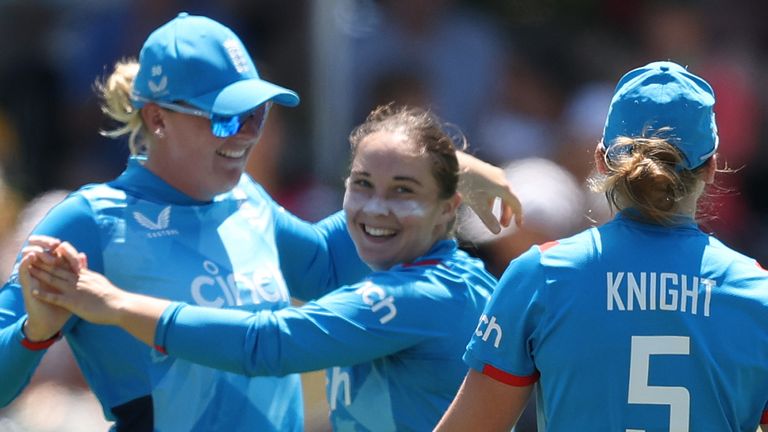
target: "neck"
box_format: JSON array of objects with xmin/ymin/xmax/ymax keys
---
[{"xmin": 144, "ymin": 158, "xmax": 215, "ymax": 202}]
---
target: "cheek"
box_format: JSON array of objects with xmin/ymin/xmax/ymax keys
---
[
  {"xmin": 343, "ymin": 189, "xmax": 365, "ymax": 215},
  {"xmin": 388, "ymin": 200, "xmax": 429, "ymax": 219}
]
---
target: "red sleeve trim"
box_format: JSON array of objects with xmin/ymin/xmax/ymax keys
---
[
  {"xmin": 538, "ymin": 241, "xmax": 559, "ymax": 252},
  {"xmin": 760, "ymin": 410, "xmax": 768, "ymax": 424},
  {"xmin": 20, "ymin": 331, "xmax": 62, "ymax": 351},
  {"xmin": 154, "ymin": 345, "xmax": 167, "ymax": 355},
  {"xmin": 482, "ymin": 364, "xmax": 539, "ymax": 386}
]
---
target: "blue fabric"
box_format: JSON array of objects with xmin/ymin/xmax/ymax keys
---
[
  {"xmin": 465, "ymin": 212, "xmax": 768, "ymax": 431},
  {"xmin": 0, "ymin": 157, "xmax": 359, "ymax": 431},
  {"xmin": 155, "ymin": 239, "xmax": 496, "ymax": 431},
  {"xmin": 602, "ymin": 61, "xmax": 718, "ymax": 170},
  {"xmin": 132, "ymin": 13, "xmax": 299, "ymax": 115}
]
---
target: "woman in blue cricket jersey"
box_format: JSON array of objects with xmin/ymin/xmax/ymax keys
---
[
  {"xmin": 0, "ymin": 12, "xmax": 520, "ymax": 432},
  {"xmin": 435, "ymin": 61, "xmax": 768, "ymax": 432},
  {"xmin": 29, "ymin": 104, "xmax": 499, "ymax": 431}
]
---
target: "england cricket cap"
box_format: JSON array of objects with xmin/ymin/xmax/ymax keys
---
[
  {"xmin": 602, "ymin": 61, "xmax": 718, "ymax": 170},
  {"xmin": 131, "ymin": 12, "xmax": 299, "ymax": 115}
]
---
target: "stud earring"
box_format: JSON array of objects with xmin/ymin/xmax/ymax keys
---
[{"xmin": 153, "ymin": 128, "xmax": 165, "ymax": 139}]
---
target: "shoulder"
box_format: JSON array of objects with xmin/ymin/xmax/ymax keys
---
[
  {"xmin": 369, "ymin": 247, "xmax": 495, "ymax": 303},
  {"xmin": 706, "ymin": 235, "xmax": 768, "ymax": 280},
  {"xmin": 520, "ymin": 227, "xmax": 600, "ymax": 271}
]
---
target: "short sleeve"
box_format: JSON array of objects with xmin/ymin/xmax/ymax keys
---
[{"xmin": 463, "ymin": 245, "xmax": 546, "ymax": 384}]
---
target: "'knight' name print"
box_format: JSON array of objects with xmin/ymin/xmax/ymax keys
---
[{"xmin": 606, "ymin": 272, "xmax": 714, "ymax": 317}]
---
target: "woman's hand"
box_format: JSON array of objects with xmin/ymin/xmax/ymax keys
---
[
  {"xmin": 29, "ymin": 260, "xmax": 170, "ymax": 348},
  {"xmin": 28, "ymin": 263, "xmax": 126, "ymax": 327},
  {"xmin": 457, "ymin": 152, "xmax": 523, "ymax": 234},
  {"xmin": 19, "ymin": 235, "xmax": 83, "ymax": 341}
]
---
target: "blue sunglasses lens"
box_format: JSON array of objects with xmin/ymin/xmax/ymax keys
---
[
  {"xmin": 210, "ymin": 103, "xmax": 271, "ymax": 138},
  {"xmin": 211, "ymin": 115, "xmax": 242, "ymax": 138}
]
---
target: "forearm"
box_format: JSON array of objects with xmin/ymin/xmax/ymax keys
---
[
  {"xmin": 114, "ymin": 292, "xmax": 170, "ymax": 348},
  {"xmin": 154, "ymin": 303, "xmax": 263, "ymax": 375}
]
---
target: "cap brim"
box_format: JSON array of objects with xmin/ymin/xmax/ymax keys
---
[{"xmin": 188, "ymin": 78, "xmax": 300, "ymax": 115}]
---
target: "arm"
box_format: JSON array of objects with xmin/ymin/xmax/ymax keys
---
[
  {"xmin": 274, "ymin": 208, "xmax": 369, "ymax": 301},
  {"xmin": 0, "ymin": 194, "xmax": 102, "ymax": 406},
  {"xmin": 27, "ymin": 266, "xmax": 166, "ymax": 348},
  {"xmin": 435, "ymin": 369, "xmax": 533, "ymax": 431},
  {"xmin": 457, "ymin": 151, "xmax": 523, "ymax": 233},
  {"xmin": 32, "ymin": 266, "xmax": 439, "ymax": 376}
]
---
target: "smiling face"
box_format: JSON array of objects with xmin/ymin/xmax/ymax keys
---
[
  {"xmin": 142, "ymin": 103, "xmax": 268, "ymax": 201},
  {"xmin": 344, "ymin": 130, "xmax": 458, "ymax": 270}
]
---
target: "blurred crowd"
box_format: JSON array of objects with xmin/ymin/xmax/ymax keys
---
[{"xmin": 0, "ymin": 0, "xmax": 767, "ymax": 430}]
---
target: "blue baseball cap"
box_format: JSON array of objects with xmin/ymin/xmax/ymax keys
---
[
  {"xmin": 602, "ymin": 61, "xmax": 718, "ymax": 170},
  {"xmin": 132, "ymin": 13, "xmax": 299, "ymax": 116}
]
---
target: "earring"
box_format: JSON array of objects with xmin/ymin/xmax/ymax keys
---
[{"xmin": 153, "ymin": 128, "xmax": 165, "ymax": 139}]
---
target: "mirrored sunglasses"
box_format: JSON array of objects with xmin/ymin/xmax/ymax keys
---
[{"xmin": 153, "ymin": 100, "xmax": 272, "ymax": 138}]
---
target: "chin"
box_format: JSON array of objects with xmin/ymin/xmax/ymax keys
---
[{"xmin": 360, "ymin": 254, "xmax": 394, "ymax": 271}]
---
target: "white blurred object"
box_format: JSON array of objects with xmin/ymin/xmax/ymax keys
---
[{"xmin": 458, "ymin": 158, "xmax": 586, "ymax": 244}]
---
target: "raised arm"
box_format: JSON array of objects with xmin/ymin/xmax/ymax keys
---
[{"xmin": 456, "ymin": 151, "xmax": 523, "ymax": 234}]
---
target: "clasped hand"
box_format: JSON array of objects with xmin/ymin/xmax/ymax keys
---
[{"xmin": 23, "ymin": 235, "xmax": 123, "ymax": 326}]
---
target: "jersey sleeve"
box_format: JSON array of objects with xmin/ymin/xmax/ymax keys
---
[
  {"xmin": 273, "ymin": 207, "xmax": 370, "ymax": 301},
  {"xmin": 0, "ymin": 193, "xmax": 102, "ymax": 406},
  {"xmin": 463, "ymin": 245, "xmax": 546, "ymax": 386},
  {"xmin": 155, "ymin": 274, "xmax": 449, "ymax": 376}
]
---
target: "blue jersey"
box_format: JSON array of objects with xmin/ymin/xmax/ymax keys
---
[
  {"xmin": 464, "ymin": 211, "xmax": 768, "ymax": 432},
  {"xmin": 0, "ymin": 158, "xmax": 368, "ymax": 431},
  {"xmin": 153, "ymin": 239, "xmax": 496, "ymax": 431}
]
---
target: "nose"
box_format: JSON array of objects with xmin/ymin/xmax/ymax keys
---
[
  {"xmin": 235, "ymin": 114, "xmax": 266, "ymax": 137},
  {"xmin": 362, "ymin": 196, "xmax": 390, "ymax": 216}
]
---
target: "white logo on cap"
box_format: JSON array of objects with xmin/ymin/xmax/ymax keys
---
[
  {"xmin": 223, "ymin": 39, "xmax": 250, "ymax": 73},
  {"xmin": 148, "ymin": 65, "xmax": 168, "ymax": 94}
]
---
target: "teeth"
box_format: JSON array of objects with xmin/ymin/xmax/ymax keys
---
[
  {"xmin": 217, "ymin": 148, "xmax": 247, "ymax": 158},
  {"xmin": 364, "ymin": 225, "xmax": 396, "ymax": 237}
]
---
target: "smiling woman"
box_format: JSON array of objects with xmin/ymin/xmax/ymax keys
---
[
  {"xmin": 26, "ymin": 105, "xmax": 499, "ymax": 431},
  {"xmin": 344, "ymin": 106, "xmax": 462, "ymax": 271}
]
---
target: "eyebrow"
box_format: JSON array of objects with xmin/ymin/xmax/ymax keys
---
[{"xmin": 349, "ymin": 170, "xmax": 423, "ymax": 186}]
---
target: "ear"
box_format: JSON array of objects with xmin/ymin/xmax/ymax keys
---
[
  {"xmin": 703, "ymin": 153, "xmax": 718, "ymax": 184},
  {"xmin": 594, "ymin": 142, "xmax": 608, "ymax": 174},
  {"xmin": 140, "ymin": 103, "xmax": 166, "ymax": 133},
  {"xmin": 438, "ymin": 193, "xmax": 462, "ymax": 225}
]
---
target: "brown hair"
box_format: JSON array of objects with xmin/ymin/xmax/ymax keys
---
[
  {"xmin": 94, "ymin": 59, "xmax": 148, "ymax": 155},
  {"xmin": 590, "ymin": 134, "xmax": 710, "ymax": 225},
  {"xmin": 348, "ymin": 104, "xmax": 465, "ymax": 200}
]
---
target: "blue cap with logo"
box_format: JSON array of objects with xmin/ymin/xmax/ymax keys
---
[
  {"xmin": 602, "ymin": 61, "xmax": 718, "ymax": 170},
  {"xmin": 131, "ymin": 12, "xmax": 299, "ymax": 115}
]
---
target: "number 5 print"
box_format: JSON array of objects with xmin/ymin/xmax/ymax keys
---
[{"xmin": 626, "ymin": 336, "xmax": 691, "ymax": 432}]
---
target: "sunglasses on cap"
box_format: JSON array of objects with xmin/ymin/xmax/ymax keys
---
[{"xmin": 151, "ymin": 100, "xmax": 272, "ymax": 138}]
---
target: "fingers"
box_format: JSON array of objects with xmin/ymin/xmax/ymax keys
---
[
  {"xmin": 53, "ymin": 242, "xmax": 83, "ymax": 273},
  {"xmin": 27, "ymin": 235, "xmax": 62, "ymax": 251},
  {"xmin": 78, "ymin": 252, "xmax": 88, "ymax": 270},
  {"xmin": 472, "ymin": 199, "xmax": 502, "ymax": 235},
  {"xmin": 31, "ymin": 287, "xmax": 68, "ymax": 309},
  {"xmin": 500, "ymin": 189, "xmax": 523, "ymax": 228},
  {"xmin": 21, "ymin": 246, "xmax": 58, "ymax": 266},
  {"xmin": 28, "ymin": 262, "xmax": 78, "ymax": 292}
]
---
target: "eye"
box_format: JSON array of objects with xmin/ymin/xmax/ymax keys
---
[
  {"xmin": 351, "ymin": 178, "xmax": 373, "ymax": 188},
  {"xmin": 394, "ymin": 185, "xmax": 414, "ymax": 194}
]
